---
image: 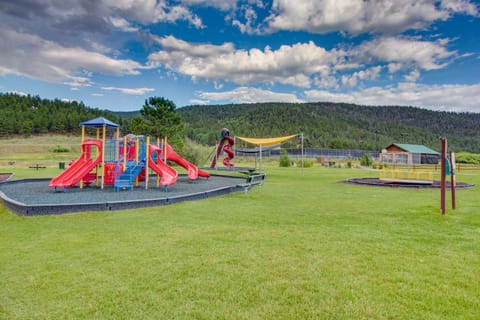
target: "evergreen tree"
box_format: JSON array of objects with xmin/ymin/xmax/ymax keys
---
[{"xmin": 131, "ymin": 97, "xmax": 185, "ymax": 148}]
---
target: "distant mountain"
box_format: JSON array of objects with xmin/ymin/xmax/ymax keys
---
[
  {"xmin": 178, "ymin": 102, "xmax": 480, "ymax": 153},
  {"xmin": 111, "ymin": 110, "xmax": 141, "ymax": 119}
]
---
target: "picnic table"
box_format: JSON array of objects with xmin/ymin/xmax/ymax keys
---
[{"xmin": 29, "ymin": 164, "xmax": 46, "ymax": 170}]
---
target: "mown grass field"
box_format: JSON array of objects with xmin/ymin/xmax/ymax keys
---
[{"xmin": 1, "ymin": 135, "xmax": 479, "ymax": 319}]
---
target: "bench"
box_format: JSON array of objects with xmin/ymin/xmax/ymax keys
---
[
  {"xmin": 29, "ymin": 164, "xmax": 46, "ymax": 170},
  {"xmin": 240, "ymin": 168, "xmax": 258, "ymax": 175},
  {"xmin": 238, "ymin": 173, "xmax": 266, "ymax": 193}
]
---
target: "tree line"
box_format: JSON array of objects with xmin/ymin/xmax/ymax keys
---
[
  {"xmin": 178, "ymin": 102, "xmax": 480, "ymax": 153},
  {"xmin": 0, "ymin": 93, "xmax": 127, "ymax": 136}
]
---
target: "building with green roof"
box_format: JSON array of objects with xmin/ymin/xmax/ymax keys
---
[{"xmin": 381, "ymin": 143, "xmax": 440, "ymax": 165}]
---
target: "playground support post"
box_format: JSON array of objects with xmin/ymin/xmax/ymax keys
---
[
  {"xmin": 156, "ymin": 137, "xmax": 160, "ymax": 188},
  {"xmin": 145, "ymin": 136, "xmax": 150, "ymax": 190},
  {"xmin": 101, "ymin": 124, "xmax": 106, "ymax": 190},
  {"xmin": 440, "ymin": 137, "xmax": 447, "ymax": 215}
]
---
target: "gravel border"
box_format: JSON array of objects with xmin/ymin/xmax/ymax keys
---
[{"xmin": 0, "ymin": 174, "xmax": 264, "ymax": 216}]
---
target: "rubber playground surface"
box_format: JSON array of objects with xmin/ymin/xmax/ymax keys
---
[{"xmin": 0, "ymin": 174, "xmax": 252, "ymax": 216}]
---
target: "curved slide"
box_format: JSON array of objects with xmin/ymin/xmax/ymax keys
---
[
  {"xmin": 163, "ymin": 143, "xmax": 210, "ymax": 179},
  {"xmin": 211, "ymin": 134, "xmax": 234, "ymax": 168},
  {"xmin": 148, "ymin": 144, "xmax": 178, "ymax": 187},
  {"xmin": 49, "ymin": 140, "xmax": 102, "ymax": 189},
  {"xmin": 221, "ymin": 135, "xmax": 235, "ymax": 167}
]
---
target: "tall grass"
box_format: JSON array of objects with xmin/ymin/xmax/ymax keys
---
[{"xmin": 1, "ymin": 164, "xmax": 479, "ymax": 319}]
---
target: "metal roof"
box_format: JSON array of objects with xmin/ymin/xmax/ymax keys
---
[
  {"xmin": 79, "ymin": 117, "xmax": 120, "ymax": 128},
  {"xmin": 389, "ymin": 143, "xmax": 439, "ymax": 154}
]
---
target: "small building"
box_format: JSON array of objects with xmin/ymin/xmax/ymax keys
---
[{"xmin": 380, "ymin": 143, "xmax": 440, "ymax": 165}]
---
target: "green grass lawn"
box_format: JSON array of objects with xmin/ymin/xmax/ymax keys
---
[{"xmin": 1, "ymin": 146, "xmax": 480, "ymax": 318}]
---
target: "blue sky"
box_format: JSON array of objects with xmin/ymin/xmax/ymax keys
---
[{"xmin": 1, "ymin": 0, "xmax": 479, "ymax": 112}]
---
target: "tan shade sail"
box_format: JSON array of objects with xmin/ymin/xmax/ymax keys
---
[{"xmin": 236, "ymin": 134, "xmax": 299, "ymax": 146}]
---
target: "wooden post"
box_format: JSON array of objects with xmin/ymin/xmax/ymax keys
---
[
  {"xmin": 164, "ymin": 136, "xmax": 168, "ymax": 163},
  {"xmin": 440, "ymin": 137, "xmax": 447, "ymax": 215}
]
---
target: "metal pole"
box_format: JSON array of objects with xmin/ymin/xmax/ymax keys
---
[
  {"xmin": 259, "ymin": 144, "xmax": 262, "ymax": 173},
  {"xmin": 450, "ymin": 151, "xmax": 456, "ymax": 210},
  {"xmin": 440, "ymin": 137, "xmax": 447, "ymax": 215},
  {"xmin": 301, "ymin": 132, "xmax": 304, "ymax": 176}
]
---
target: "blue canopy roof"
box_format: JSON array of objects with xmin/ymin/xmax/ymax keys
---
[{"xmin": 79, "ymin": 117, "xmax": 120, "ymax": 128}]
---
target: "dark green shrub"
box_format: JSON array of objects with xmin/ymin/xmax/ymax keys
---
[
  {"xmin": 279, "ymin": 149, "xmax": 290, "ymax": 167},
  {"xmin": 51, "ymin": 145, "xmax": 70, "ymax": 153},
  {"xmin": 455, "ymin": 152, "xmax": 480, "ymax": 164},
  {"xmin": 360, "ymin": 154, "xmax": 373, "ymax": 167},
  {"xmin": 296, "ymin": 159, "xmax": 313, "ymax": 168}
]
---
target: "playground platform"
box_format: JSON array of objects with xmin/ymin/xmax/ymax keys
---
[{"xmin": 0, "ymin": 173, "xmax": 265, "ymax": 216}]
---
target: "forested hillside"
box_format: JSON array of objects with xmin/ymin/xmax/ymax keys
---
[
  {"xmin": 178, "ymin": 103, "xmax": 480, "ymax": 153},
  {"xmin": 0, "ymin": 93, "xmax": 126, "ymax": 136},
  {"xmin": 2, "ymin": 92, "xmax": 479, "ymax": 153}
]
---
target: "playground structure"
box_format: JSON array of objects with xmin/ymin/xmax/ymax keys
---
[
  {"xmin": 211, "ymin": 128, "xmax": 235, "ymax": 168},
  {"xmin": 49, "ymin": 117, "xmax": 209, "ymax": 192}
]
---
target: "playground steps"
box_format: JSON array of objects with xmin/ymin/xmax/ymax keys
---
[{"xmin": 114, "ymin": 161, "xmax": 145, "ymax": 191}]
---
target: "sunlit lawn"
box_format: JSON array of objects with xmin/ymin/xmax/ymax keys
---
[{"xmin": 1, "ymin": 136, "xmax": 479, "ymax": 319}]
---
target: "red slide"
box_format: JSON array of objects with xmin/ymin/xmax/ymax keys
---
[
  {"xmin": 163, "ymin": 143, "xmax": 210, "ymax": 179},
  {"xmin": 148, "ymin": 144, "xmax": 178, "ymax": 187},
  {"xmin": 211, "ymin": 132, "xmax": 234, "ymax": 168},
  {"xmin": 49, "ymin": 140, "xmax": 102, "ymax": 189},
  {"xmin": 221, "ymin": 135, "xmax": 235, "ymax": 167}
]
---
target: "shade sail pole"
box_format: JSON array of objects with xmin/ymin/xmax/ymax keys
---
[
  {"xmin": 301, "ymin": 132, "xmax": 304, "ymax": 176},
  {"xmin": 259, "ymin": 144, "xmax": 262, "ymax": 173}
]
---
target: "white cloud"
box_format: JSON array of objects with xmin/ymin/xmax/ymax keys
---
[
  {"xmin": 179, "ymin": 0, "xmax": 239, "ymax": 11},
  {"xmin": 108, "ymin": 16, "xmax": 139, "ymax": 32},
  {"xmin": 304, "ymin": 83, "xmax": 480, "ymax": 112},
  {"xmin": 0, "ymin": 28, "xmax": 142, "ymax": 87},
  {"xmin": 149, "ymin": 35, "xmax": 458, "ymax": 91},
  {"xmin": 440, "ymin": 0, "xmax": 479, "ymax": 16},
  {"xmin": 148, "ymin": 36, "xmax": 345, "ymax": 88},
  {"xmin": 404, "ymin": 69, "xmax": 421, "ymax": 82},
  {"xmin": 101, "ymin": 86, "xmax": 155, "ymax": 95},
  {"xmin": 388, "ymin": 63, "xmax": 404, "ymax": 73},
  {"xmin": 232, "ymin": 6, "xmax": 261, "ymax": 34},
  {"xmin": 341, "ymin": 66, "xmax": 382, "ymax": 87},
  {"xmin": 265, "ymin": 0, "xmax": 478, "ymax": 35},
  {"xmin": 188, "ymin": 98, "xmax": 210, "ymax": 105},
  {"xmin": 352, "ymin": 37, "xmax": 456, "ymax": 71},
  {"xmin": 64, "ymin": 76, "xmax": 94, "ymax": 88},
  {"xmin": 198, "ymin": 86, "xmax": 303, "ymax": 104},
  {"xmin": 104, "ymin": 0, "xmax": 204, "ymax": 28}
]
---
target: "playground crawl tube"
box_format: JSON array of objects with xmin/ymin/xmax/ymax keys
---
[
  {"xmin": 211, "ymin": 128, "xmax": 235, "ymax": 168},
  {"xmin": 49, "ymin": 139, "xmax": 102, "ymax": 190}
]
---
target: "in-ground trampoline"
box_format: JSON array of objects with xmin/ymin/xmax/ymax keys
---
[
  {"xmin": 344, "ymin": 177, "xmax": 474, "ymax": 189},
  {"xmin": 0, "ymin": 173, "xmax": 265, "ymax": 216}
]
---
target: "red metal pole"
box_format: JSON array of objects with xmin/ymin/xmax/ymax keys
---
[{"xmin": 440, "ymin": 137, "xmax": 447, "ymax": 215}]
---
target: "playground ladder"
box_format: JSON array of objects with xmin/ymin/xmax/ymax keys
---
[{"xmin": 114, "ymin": 160, "xmax": 145, "ymax": 191}]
